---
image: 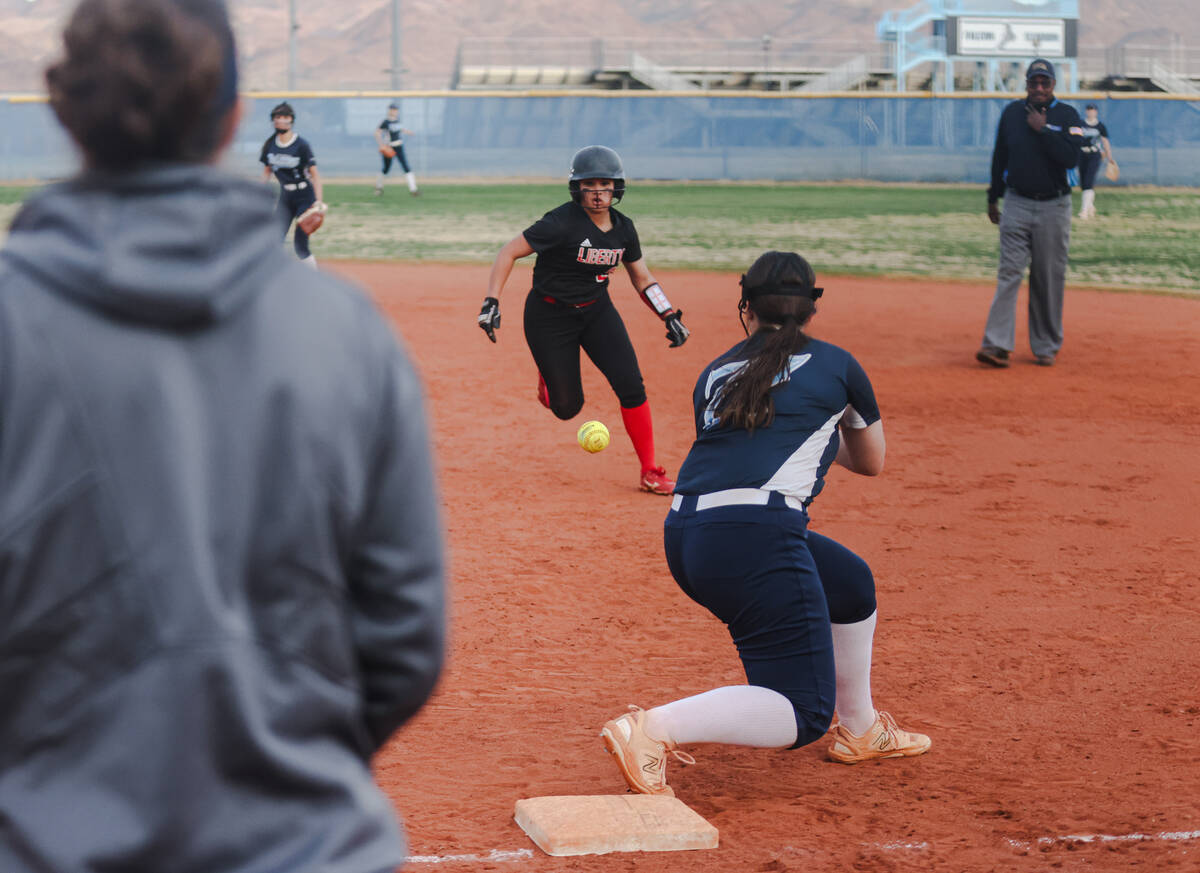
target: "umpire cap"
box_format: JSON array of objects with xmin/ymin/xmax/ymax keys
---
[
  {"xmin": 568, "ymin": 145, "xmax": 625, "ymax": 202},
  {"xmin": 1025, "ymin": 58, "xmax": 1055, "ymax": 81}
]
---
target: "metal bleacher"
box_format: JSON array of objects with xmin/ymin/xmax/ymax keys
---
[
  {"xmin": 452, "ymin": 30, "xmax": 1200, "ymax": 95},
  {"xmin": 453, "ymin": 37, "xmax": 893, "ymax": 92}
]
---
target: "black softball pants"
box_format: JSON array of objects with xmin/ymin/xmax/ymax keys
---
[
  {"xmin": 275, "ymin": 186, "xmax": 316, "ymax": 258},
  {"xmin": 523, "ymin": 289, "xmax": 647, "ymax": 420}
]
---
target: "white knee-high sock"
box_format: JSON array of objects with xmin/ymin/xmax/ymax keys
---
[
  {"xmin": 375, "ymin": 173, "xmax": 385, "ymax": 189},
  {"xmin": 405, "ymin": 171, "xmax": 418, "ymax": 193},
  {"xmin": 300, "ymin": 254, "xmax": 318, "ymax": 270},
  {"xmin": 1081, "ymin": 189, "xmax": 1096, "ymax": 215},
  {"xmin": 644, "ymin": 686, "xmax": 798, "ymax": 748},
  {"xmin": 832, "ymin": 611, "xmax": 877, "ymax": 736}
]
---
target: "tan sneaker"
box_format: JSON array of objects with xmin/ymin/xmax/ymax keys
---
[
  {"xmin": 828, "ymin": 710, "xmax": 931, "ymax": 764},
  {"xmin": 600, "ymin": 705, "xmax": 695, "ymax": 796}
]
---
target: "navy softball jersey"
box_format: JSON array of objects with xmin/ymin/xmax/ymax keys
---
[
  {"xmin": 379, "ymin": 118, "xmax": 405, "ymax": 146},
  {"xmin": 259, "ymin": 134, "xmax": 316, "ymax": 186},
  {"xmin": 1079, "ymin": 118, "xmax": 1108, "ymax": 155},
  {"xmin": 675, "ymin": 335, "xmax": 881, "ymax": 508},
  {"xmin": 523, "ymin": 202, "xmax": 642, "ymax": 306}
]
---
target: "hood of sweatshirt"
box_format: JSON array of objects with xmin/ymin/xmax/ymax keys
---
[{"xmin": 2, "ymin": 164, "xmax": 286, "ymax": 329}]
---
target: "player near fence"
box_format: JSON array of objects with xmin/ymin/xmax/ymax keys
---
[
  {"xmin": 977, "ymin": 59, "xmax": 1084, "ymax": 369},
  {"xmin": 1076, "ymin": 103, "xmax": 1115, "ymax": 220},
  {"xmin": 0, "ymin": 0, "xmax": 446, "ymax": 870},
  {"xmin": 260, "ymin": 101, "xmax": 326, "ymax": 267},
  {"xmin": 599, "ymin": 251, "xmax": 930, "ymax": 796},
  {"xmin": 374, "ymin": 102, "xmax": 420, "ymax": 196},
  {"xmin": 477, "ymin": 145, "xmax": 689, "ymax": 495}
]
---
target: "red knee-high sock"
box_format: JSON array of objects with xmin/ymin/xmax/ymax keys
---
[{"xmin": 621, "ymin": 400, "xmax": 657, "ymax": 473}]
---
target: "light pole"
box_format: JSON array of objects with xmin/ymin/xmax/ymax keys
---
[
  {"xmin": 391, "ymin": 0, "xmax": 402, "ymax": 89},
  {"xmin": 288, "ymin": 0, "xmax": 298, "ymax": 90}
]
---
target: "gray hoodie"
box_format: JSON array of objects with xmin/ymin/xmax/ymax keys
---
[{"xmin": 0, "ymin": 165, "xmax": 446, "ymax": 873}]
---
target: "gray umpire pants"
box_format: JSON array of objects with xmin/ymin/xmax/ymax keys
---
[{"xmin": 981, "ymin": 191, "xmax": 1071, "ymax": 357}]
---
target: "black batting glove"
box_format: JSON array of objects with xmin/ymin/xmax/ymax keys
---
[
  {"xmin": 478, "ymin": 296, "xmax": 500, "ymax": 342},
  {"xmin": 664, "ymin": 309, "xmax": 689, "ymax": 348}
]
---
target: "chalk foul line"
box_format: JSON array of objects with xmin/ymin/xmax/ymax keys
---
[
  {"xmin": 405, "ymin": 849, "xmax": 534, "ymax": 865},
  {"xmin": 1006, "ymin": 829, "xmax": 1200, "ymax": 850},
  {"xmin": 406, "ymin": 830, "xmax": 1200, "ymax": 863}
]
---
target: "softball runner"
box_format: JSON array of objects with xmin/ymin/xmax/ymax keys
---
[
  {"xmin": 259, "ymin": 101, "xmax": 323, "ymax": 267},
  {"xmin": 600, "ymin": 251, "xmax": 930, "ymax": 796},
  {"xmin": 478, "ymin": 145, "xmax": 688, "ymax": 495}
]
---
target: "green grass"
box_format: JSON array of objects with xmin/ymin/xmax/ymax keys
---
[
  {"xmin": 320, "ymin": 182, "xmax": 1200, "ymax": 294},
  {"xmin": 3, "ymin": 182, "xmax": 1198, "ymax": 294}
]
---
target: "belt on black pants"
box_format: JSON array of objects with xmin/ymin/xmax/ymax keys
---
[
  {"xmin": 1010, "ymin": 188, "xmax": 1067, "ymax": 201},
  {"xmin": 542, "ymin": 295, "xmax": 597, "ymax": 309},
  {"xmin": 283, "ymin": 181, "xmax": 308, "ymax": 191}
]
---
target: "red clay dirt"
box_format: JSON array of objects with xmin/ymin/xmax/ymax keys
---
[{"xmin": 331, "ymin": 261, "xmax": 1200, "ymax": 873}]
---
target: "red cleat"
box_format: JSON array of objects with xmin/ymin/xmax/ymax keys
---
[
  {"xmin": 639, "ymin": 466, "xmax": 675, "ymax": 495},
  {"xmin": 536, "ymin": 372, "xmax": 550, "ymax": 409}
]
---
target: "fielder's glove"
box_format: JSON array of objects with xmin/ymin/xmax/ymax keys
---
[
  {"xmin": 664, "ymin": 310, "xmax": 689, "ymax": 348},
  {"xmin": 478, "ymin": 296, "xmax": 501, "ymax": 342},
  {"xmin": 296, "ymin": 201, "xmax": 327, "ymax": 235}
]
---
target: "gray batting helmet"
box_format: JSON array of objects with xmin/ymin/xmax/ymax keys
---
[{"xmin": 569, "ymin": 145, "xmax": 625, "ymax": 203}]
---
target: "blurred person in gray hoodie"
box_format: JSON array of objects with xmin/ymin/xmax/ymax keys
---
[{"xmin": 0, "ymin": 1, "xmax": 446, "ymax": 871}]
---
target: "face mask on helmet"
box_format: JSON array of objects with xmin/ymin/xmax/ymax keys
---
[
  {"xmin": 270, "ymin": 103, "xmax": 295, "ymax": 130},
  {"xmin": 568, "ymin": 145, "xmax": 626, "ymax": 203}
]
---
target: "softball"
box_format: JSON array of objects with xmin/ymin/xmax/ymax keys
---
[{"xmin": 577, "ymin": 420, "xmax": 610, "ymax": 453}]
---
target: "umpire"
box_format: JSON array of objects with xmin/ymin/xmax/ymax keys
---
[{"xmin": 976, "ymin": 59, "xmax": 1083, "ymax": 368}]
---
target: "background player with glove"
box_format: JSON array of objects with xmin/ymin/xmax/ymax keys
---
[
  {"xmin": 478, "ymin": 145, "xmax": 687, "ymax": 495},
  {"xmin": 259, "ymin": 101, "xmax": 325, "ymax": 267},
  {"xmin": 374, "ymin": 102, "xmax": 419, "ymax": 197},
  {"xmin": 1076, "ymin": 103, "xmax": 1115, "ymax": 220}
]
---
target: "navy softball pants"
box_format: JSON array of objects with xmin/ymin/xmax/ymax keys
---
[
  {"xmin": 664, "ymin": 493, "xmax": 877, "ymax": 749},
  {"xmin": 1079, "ymin": 153, "xmax": 1102, "ymax": 190},
  {"xmin": 381, "ymin": 146, "xmax": 411, "ymax": 174},
  {"xmin": 275, "ymin": 186, "xmax": 316, "ymax": 258},
  {"xmin": 523, "ymin": 289, "xmax": 647, "ymax": 419}
]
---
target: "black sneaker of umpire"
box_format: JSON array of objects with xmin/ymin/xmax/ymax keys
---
[{"xmin": 975, "ymin": 346, "xmax": 1010, "ymax": 368}]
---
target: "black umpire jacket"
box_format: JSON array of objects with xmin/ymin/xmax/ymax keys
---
[{"xmin": 988, "ymin": 98, "xmax": 1084, "ymax": 202}]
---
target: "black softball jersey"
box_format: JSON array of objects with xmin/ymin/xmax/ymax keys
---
[{"xmin": 522, "ymin": 201, "xmax": 642, "ymax": 306}]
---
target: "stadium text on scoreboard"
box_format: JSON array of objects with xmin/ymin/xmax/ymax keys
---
[{"xmin": 946, "ymin": 17, "xmax": 1077, "ymax": 58}]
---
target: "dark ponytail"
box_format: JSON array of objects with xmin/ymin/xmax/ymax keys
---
[
  {"xmin": 716, "ymin": 252, "xmax": 820, "ymax": 432},
  {"xmin": 46, "ymin": 0, "xmax": 238, "ymax": 171}
]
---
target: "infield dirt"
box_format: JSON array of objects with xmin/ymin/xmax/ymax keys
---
[{"xmin": 341, "ymin": 262, "xmax": 1198, "ymax": 871}]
